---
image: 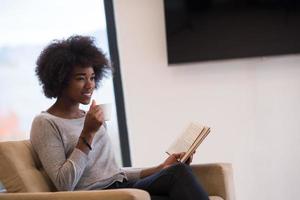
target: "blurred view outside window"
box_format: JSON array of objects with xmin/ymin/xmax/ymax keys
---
[{"xmin": 0, "ymin": 0, "xmax": 122, "ymax": 164}]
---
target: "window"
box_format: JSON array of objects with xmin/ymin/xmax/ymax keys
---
[{"xmin": 0, "ymin": 0, "xmax": 127, "ymax": 165}]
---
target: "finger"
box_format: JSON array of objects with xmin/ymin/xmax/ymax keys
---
[
  {"xmin": 95, "ymin": 110, "xmax": 104, "ymax": 121},
  {"xmin": 172, "ymin": 153, "xmax": 179, "ymax": 159},
  {"xmin": 89, "ymin": 99, "xmax": 96, "ymax": 110},
  {"xmin": 181, "ymin": 152, "xmax": 186, "ymax": 158},
  {"xmin": 173, "ymin": 152, "xmax": 184, "ymax": 158},
  {"xmin": 172, "ymin": 153, "xmax": 184, "ymax": 162},
  {"xmin": 89, "ymin": 105, "xmax": 102, "ymax": 115},
  {"xmin": 178, "ymin": 152, "xmax": 185, "ymax": 159},
  {"xmin": 170, "ymin": 154, "xmax": 180, "ymax": 162}
]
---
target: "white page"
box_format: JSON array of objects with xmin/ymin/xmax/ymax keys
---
[{"xmin": 166, "ymin": 122, "xmax": 204, "ymax": 155}]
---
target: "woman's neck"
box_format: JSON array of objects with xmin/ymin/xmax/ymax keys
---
[{"xmin": 47, "ymin": 98, "xmax": 84, "ymax": 119}]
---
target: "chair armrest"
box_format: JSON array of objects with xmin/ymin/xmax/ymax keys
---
[
  {"xmin": 0, "ymin": 189, "xmax": 150, "ymax": 200},
  {"xmin": 191, "ymin": 163, "xmax": 235, "ymax": 200}
]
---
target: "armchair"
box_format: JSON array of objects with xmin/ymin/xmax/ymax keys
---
[{"xmin": 0, "ymin": 140, "xmax": 235, "ymax": 200}]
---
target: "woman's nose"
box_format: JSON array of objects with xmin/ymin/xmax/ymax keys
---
[{"xmin": 85, "ymin": 79, "xmax": 94, "ymax": 89}]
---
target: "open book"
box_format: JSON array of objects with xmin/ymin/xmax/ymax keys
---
[{"xmin": 166, "ymin": 122, "xmax": 211, "ymax": 163}]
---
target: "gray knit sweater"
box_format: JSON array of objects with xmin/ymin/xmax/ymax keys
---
[{"xmin": 30, "ymin": 112, "xmax": 141, "ymax": 191}]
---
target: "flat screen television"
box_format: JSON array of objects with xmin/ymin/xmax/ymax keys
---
[{"xmin": 164, "ymin": 0, "xmax": 300, "ymax": 64}]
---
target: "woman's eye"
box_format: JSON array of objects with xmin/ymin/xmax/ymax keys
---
[
  {"xmin": 90, "ymin": 76, "xmax": 95, "ymax": 81},
  {"xmin": 76, "ymin": 77, "xmax": 85, "ymax": 81}
]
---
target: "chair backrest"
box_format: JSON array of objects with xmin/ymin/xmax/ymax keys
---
[{"xmin": 0, "ymin": 140, "xmax": 56, "ymax": 192}]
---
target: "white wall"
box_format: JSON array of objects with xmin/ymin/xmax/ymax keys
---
[{"xmin": 113, "ymin": 1, "xmax": 300, "ymax": 200}]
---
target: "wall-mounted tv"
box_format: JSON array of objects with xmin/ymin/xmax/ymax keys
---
[{"xmin": 164, "ymin": 0, "xmax": 300, "ymax": 64}]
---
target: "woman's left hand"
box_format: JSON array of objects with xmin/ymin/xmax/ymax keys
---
[
  {"xmin": 141, "ymin": 152, "xmax": 184, "ymax": 178},
  {"xmin": 161, "ymin": 152, "xmax": 184, "ymax": 169},
  {"xmin": 185, "ymin": 153, "xmax": 193, "ymax": 165},
  {"xmin": 161, "ymin": 151, "xmax": 195, "ymax": 169},
  {"xmin": 141, "ymin": 152, "xmax": 195, "ymax": 178}
]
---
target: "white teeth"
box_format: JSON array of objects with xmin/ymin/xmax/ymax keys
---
[{"xmin": 83, "ymin": 93, "xmax": 92, "ymax": 97}]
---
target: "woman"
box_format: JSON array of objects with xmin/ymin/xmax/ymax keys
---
[{"xmin": 30, "ymin": 35, "xmax": 209, "ymax": 200}]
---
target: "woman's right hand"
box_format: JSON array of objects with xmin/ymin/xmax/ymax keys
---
[{"xmin": 82, "ymin": 99, "xmax": 104, "ymax": 137}]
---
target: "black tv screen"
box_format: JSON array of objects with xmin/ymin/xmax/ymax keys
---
[{"xmin": 164, "ymin": 0, "xmax": 300, "ymax": 64}]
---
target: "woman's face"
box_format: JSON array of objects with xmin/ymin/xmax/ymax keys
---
[{"xmin": 62, "ymin": 66, "xmax": 95, "ymax": 105}]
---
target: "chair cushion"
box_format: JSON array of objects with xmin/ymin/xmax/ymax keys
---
[
  {"xmin": 0, "ymin": 140, "xmax": 56, "ymax": 192},
  {"xmin": 150, "ymin": 195, "xmax": 222, "ymax": 200},
  {"xmin": 0, "ymin": 140, "xmax": 226, "ymax": 200}
]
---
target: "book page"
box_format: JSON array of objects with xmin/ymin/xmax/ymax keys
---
[
  {"xmin": 166, "ymin": 122, "xmax": 204, "ymax": 155},
  {"xmin": 180, "ymin": 127, "xmax": 210, "ymax": 162}
]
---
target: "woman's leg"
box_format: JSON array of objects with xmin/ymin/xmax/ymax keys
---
[
  {"xmin": 106, "ymin": 180, "xmax": 170, "ymax": 200},
  {"xmin": 131, "ymin": 163, "xmax": 209, "ymax": 200}
]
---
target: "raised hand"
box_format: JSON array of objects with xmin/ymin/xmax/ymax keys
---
[{"xmin": 82, "ymin": 99, "xmax": 104, "ymax": 136}]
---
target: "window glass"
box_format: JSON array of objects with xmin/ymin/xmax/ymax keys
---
[{"xmin": 0, "ymin": 0, "xmax": 122, "ymax": 164}]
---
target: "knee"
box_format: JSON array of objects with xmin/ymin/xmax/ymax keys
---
[
  {"xmin": 173, "ymin": 162, "xmax": 189, "ymax": 170},
  {"xmin": 169, "ymin": 162, "xmax": 192, "ymax": 176}
]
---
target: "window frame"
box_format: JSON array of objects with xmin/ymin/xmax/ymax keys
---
[{"xmin": 104, "ymin": 0, "xmax": 132, "ymax": 167}]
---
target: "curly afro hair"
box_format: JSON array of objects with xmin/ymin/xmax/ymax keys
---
[{"xmin": 35, "ymin": 35, "xmax": 111, "ymax": 98}]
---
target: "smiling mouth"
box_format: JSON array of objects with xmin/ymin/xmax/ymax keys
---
[{"xmin": 82, "ymin": 92, "xmax": 92, "ymax": 98}]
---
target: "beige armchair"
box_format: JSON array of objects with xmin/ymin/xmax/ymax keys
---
[{"xmin": 0, "ymin": 140, "xmax": 235, "ymax": 200}]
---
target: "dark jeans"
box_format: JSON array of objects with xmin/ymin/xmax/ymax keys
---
[{"xmin": 106, "ymin": 163, "xmax": 209, "ymax": 200}]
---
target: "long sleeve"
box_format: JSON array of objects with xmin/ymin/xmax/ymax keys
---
[
  {"xmin": 122, "ymin": 167, "xmax": 142, "ymax": 181},
  {"xmin": 30, "ymin": 116, "xmax": 88, "ymax": 191}
]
